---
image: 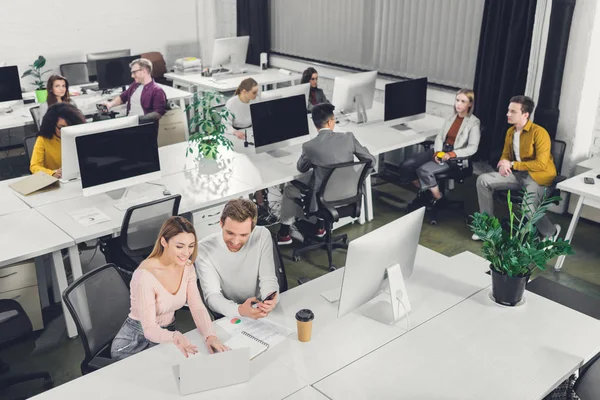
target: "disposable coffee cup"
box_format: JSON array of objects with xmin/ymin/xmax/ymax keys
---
[
  {"xmin": 436, "ymin": 151, "xmax": 446, "ymax": 165},
  {"xmin": 295, "ymin": 309, "xmax": 314, "ymax": 342}
]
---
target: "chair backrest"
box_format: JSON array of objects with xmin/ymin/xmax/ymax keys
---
[
  {"xmin": 30, "ymin": 106, "xmax": 41, "ymax": 131},
  {"xmin": 574, "ymin": 353, "xmax": 600, "ymax": 399},
  {"xmin": 551, "ymin": 140, "xmax": 567, "ymax": 175},
  {"xmin": 62, "ymin": 264, "xmax": 130, "ymax": 366},
  {"xmin": 318, "ymin": 161, "xmax": 370, "ymax": 209},
  {"xmin": 119, "ymin": 195, "xmax": 182, "ymax": 259},
  {"xmin": 271, "ymin": 235, "xmax": 288, "ymax": 293},
  {"xmin": 23, "ymin": 135, "xmax": 37, "ymax": 163},
  {"xmin": 141, "ymin": 52, "xmax": 167, "ymax": 80},
  {"xmin": 60, "ymin": 62, "xmax": 90, "ymax": 86}
]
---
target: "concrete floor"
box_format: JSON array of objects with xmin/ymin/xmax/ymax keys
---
[{"xmin": 2, "ymin": 176, "xmax": 599, "ymax": 399}]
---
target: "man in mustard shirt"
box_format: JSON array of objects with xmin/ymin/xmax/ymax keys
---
[{"xmin": 474, "ymin": 95, "xmax": 559, "ymax": 240}]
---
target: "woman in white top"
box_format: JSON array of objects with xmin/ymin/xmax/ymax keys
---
[
  {"xmin": 225, "ymin": 78, "xmax": 258, "ymax": 139},
  {"xmin": 38, "ymin": 75, "xmax": 78, "ymax": 123}
]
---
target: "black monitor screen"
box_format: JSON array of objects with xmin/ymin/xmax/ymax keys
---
[
  {"xmin": 76, "ymin": 123, "xmax": 160, "ymax": 189},
  {"xmin": 250, "ymin": 94, "xmax": 309, "ymax": 148},
  {"xmin": 384, "ymin": 77, "xmax": 427, "ymax": 121},
  {"xmin": 0, "ymin": 66, "xmax": 23, "ymax": 103},
  {"xmin": 96, "ymin": 55, "xmax": 139, "ymax": 90}
]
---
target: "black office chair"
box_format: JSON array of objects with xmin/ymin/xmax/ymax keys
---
[
  {"xmin": 29, "ymin": 106, "xmax": 41, "ymax": 131},
  {"xmin": 62, "ymin": 264, "xmax": 130, "ymax": 375},
  {"xmin": 59, "ymin": 63, "xmax": 90, "ymax": 86},
  {"xmin": 23, "ymin": 135, "xmax": 37, "ymax": 163},
  {"xmin": 573, "ymin": 353, "xmax": 600, "ymax": 399},
  {"xmin": 292, "ymin": 161, "xmax": 371, "ymax": 272},
  {"xmin": 0, "ymin": 299, "xmax": 53, "ymax": 394},
  {"xmin": 100, "ymin": 195, "xmax": 182, "ymax": 280}
]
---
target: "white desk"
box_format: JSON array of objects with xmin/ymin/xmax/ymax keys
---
[
  {"xmin": 555, "ymin": 168, "xmax": 600, "ymax": 271},
  {"xmin": 314, "ymin": 288, "xmax": 600, "ymax": 400},
  {"xmin": 0, "ymin": 183, "xmax": 29, "ymax": 216},
  {"xmin": 165, "ymin": 65, "xmax": 302, "ymax": 93},
  {"xmin": 285, "ymin": 387, "xmax": 329, "ymax": 400}
]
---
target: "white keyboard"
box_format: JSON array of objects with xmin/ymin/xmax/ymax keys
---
[{"xmin": 320, "ymin": 287, "xmax": 342, "ymax": 303}]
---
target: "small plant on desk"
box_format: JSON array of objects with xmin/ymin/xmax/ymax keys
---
[
  {"xmin": 186, "ymin": 90, "xmax": 233, "ymax": 160},
  {"xmin": 21, "ymin": 55, "xmax": 52, "ymax": 103},
  {"xmin": 469, "ymin": 189, "xmax": 573, "ymax": 307}
]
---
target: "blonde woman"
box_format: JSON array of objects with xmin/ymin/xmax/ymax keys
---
[{"xmin": 111, "ymin": 216, "xmax": 228, "ymax": 361}]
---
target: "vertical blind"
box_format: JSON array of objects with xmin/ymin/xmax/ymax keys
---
[{"xmin": 270, "ymin": 0, "xmax": 485, "ymax": 88}]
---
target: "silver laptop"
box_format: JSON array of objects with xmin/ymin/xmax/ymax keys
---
[{"xmin": 172, "ymin": 348, "xmax": 250, "ymax": 395}]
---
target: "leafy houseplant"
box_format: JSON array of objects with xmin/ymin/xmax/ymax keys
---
[
  {"xmin": 21, "ymin": 55, "xmax": 52, "ymax": 104},
  {"xmin": 469, "ymin": 190, "xmax": 573, "ymax": 306},
  {"xmin": 186, "ymin": 91, "xmax": 233, "ymax": 160}
]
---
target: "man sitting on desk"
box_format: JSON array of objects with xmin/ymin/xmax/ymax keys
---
[
  {"xmin": 103, "ymin": 58, "xmax": 167, "ymax": 122},
  {"xmin": 276, "ymin": 103, "xmax": 376, "ymax": 245},
  {"xmin": 196, "ymin": 199, "xmax": 279, "ymax": 319}
]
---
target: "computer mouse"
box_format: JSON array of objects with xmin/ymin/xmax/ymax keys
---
[{"xmin": 597, "ymin": 174, "xmax": 600, "ymax": 179}]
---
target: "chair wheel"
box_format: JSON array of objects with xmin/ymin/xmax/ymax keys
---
[
  {"xmin": 293, "ymin": 255, "xmax": 300, "ymax": 262},
  {"xmin": 329, "ymin": 266, "xmax": 336, "ymax": 272},
  {"xmin": 430, "ymin": 220, "xmax": 438, "ymax": 226}
]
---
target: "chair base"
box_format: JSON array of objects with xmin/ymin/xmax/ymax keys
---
[{"xmin": 292, "ymin": 234, "xmax": 348, "ymax": 272}]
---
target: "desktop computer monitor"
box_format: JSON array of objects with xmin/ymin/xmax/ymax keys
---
[
  {"xmin": 331, "ymin": 71, "xmax": 377, "ymax": 123},
  {"xmin": 384, "ymin": 77, "xmax": 427, "ymax": 122},
  {"xmin": 260, "ymin": 83, "xmax": 311, "ymax": 108},
  {"xmin": 337, "ymin": 207, "xmax": 425, "ymax": 323},
  {"xmin": 76, "ymin": 122, "xmax": 161, "ymax": 197},
  {"xmin": 211, "ymin": 36, "xmax": 250, "ymax": 71},
  {"xmin": 250, "ymin": 94, "xmax": 310, "ymax": 155},
  {"xmin": 0, "ymin": 66, "xmax": 23, "ymax": 107},
  {"xmin": 96, "ymin": 55, "xmax": 139, "ymax": 91},
  {"xmin": 61, "ymin": 116, "xmax": 139, "ymax": 181},
  {"xmin": 86, "ymin": 49, "xmax": 131, "ymax": 81}
]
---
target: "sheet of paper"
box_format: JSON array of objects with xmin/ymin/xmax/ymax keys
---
[
  {"xmin": 217, "ymin": 317, "xmax": 293, "ymax": 347},
  {"xmin": 69, "ymin": 207, "xmax": 111, "ymax": 226}
]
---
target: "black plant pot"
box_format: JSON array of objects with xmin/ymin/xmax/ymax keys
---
[{"xmin": 490, "ymin": 267, "xmax": 530, "ymax": 306}]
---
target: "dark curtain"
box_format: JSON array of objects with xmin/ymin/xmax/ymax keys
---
[
  {"xmin": 473, "ymin": 0, "xmax": 538, "ymax": 164},
  {"xmin": 237, "ymin": 0, "xmax": 270, "ymax": 66}
]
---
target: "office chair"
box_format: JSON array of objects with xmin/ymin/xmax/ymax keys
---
[
  {"xmin": 59, "ymin": 62, "xmax": 90, "ymax": 86},
  {"xmin": 62, "ymin": 263, "xmax": 130, "ymax": 375},
  {"xmin": 100, "ymin": 195, "xmax": 182, "ymax": 281},
  {"xmin": 0, "ymin": 299, "xmax": 53, "ymax": 394},
  {"xmin": 29, "ymin": 106, "xmax": 41, "ymax": 131},
  {"xmin": 292, "ymin": 160, "xmax": 371, "ymax": 271},
  {"xmin": 23, "ymin": 135, "xmax": 37, "ymax": 163},
  {"xmin": 141, "ymin": 52, "xmax": 169, "ymax": 85},
  {"xmin": 573, "ymin": 353, "xmax": 600, "ymax": 399}
]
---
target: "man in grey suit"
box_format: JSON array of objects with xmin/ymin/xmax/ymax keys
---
[{"xmin": 277, "ymin": 103, "xmax": 376, "ymax": 245}]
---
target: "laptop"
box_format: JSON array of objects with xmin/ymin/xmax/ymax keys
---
[{"xmin": 172, "ymin": 348, "xmax": 250, "ymax": 395}]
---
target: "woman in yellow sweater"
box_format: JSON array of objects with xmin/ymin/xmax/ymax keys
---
[{"xmin": 30, "ymin": 103, "xmax": 86, "ymax": 178}]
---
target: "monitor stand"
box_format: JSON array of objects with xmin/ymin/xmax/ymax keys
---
[
  {"xmin": 353, "ymin": 94, "xmax": 368, "ymax": 124},
  {"xmin": 266, "ymin": 149, "xmax": 292, "ymax": 158},
  {"xmin": 362, "ymin": 263, "xmax": 411, "ymax": 326}
]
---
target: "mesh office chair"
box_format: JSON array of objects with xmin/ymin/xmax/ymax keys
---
[
  {"xmin": 59, "ymin": 62, "xmax": 90, "ymax": 86},
  {"xmin": 100, "ymin": 195, "xmax": 182, "ymax": 279},
  {"xmin": 292, "ymin": 161, "xmax": 370, "ymax": 271},
  {"xmin": 141, "ymin": 52, "xmax": 169, "ymax": 85},
  {"xmin": 573, "ymin": 353, "xmax": 600, "ymax": 399},
  {"xmin": 30, "ymin": 106, "xmax": 42, "ymax": 131},
  {"xmin": 62, "ymin": 264, "xmax": 130, "ymax": 375}
]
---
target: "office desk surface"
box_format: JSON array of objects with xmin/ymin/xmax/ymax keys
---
[
  {"xmin": 557, "ymin": 168, "xmax": 600, "ymax": 203},
  {"xmin": 315, "ymin": 287, "xmax": 600, "ymax": 400},
  {"xmin": 0, "ymin": 183, "xmax": 30, "ymax": 216},
  {"xmin": 285, "ymin": 386, "xmax": 329, "ymax": 400},
  {"xmin": 0, "ymin": 209, "xmax": 73, "ymax": 268}
]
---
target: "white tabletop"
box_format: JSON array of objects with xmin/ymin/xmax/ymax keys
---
[
  {"xmin": 0, "ymin": 183, "xmax": 30, "ymax": 216},
  {"xmin": 315, "ymin": 287, "xmax": 600, "ymax": 400},
  {"xmin": 0, "ymin": 209, "xmax": 74, "ymax": 268},
  {"xmin": 557, "ymin": 168, "xmax": 600, "ymax": 205},
  {"xmin": 284, "ymin": 387, "xmax": 329, "ymax": 400}
]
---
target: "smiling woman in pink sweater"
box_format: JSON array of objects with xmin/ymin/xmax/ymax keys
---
[{"xmin": 111, "ymin": 216, "xmax": 228, "ymax": 360}]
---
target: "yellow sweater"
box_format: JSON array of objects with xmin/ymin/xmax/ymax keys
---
[
  {"xmin": 500, "ymin": 120, "xmax": 556, "ymax": 186},
  {"xmin": 30, "ymin": 135, "xmax": 62, "ymax": 176}
]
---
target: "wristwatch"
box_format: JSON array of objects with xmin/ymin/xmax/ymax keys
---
[{"xmin": 510, "ymin": 161, "xmax": 515, "ymax": 168}]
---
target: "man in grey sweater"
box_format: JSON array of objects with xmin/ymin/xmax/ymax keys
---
[{"xmin": 196, "ymin": 199, "xmax": 279, "ymax": 319}]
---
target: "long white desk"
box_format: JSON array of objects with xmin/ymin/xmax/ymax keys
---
[
  {"xmin": 0, "ymin": 183, "xmax": 30, "ymax": 216},
  {"xmin": 555, "ymin": 168, "xmax": 600, "ymax": 271}
]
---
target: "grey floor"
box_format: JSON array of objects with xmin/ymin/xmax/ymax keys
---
[{"xmin": 2, "ymin": 166, "xmax": 600, "ymax": 399}]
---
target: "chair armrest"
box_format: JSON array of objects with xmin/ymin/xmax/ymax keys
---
[
  {"xmin": 324, "ymin": 206, "xmax": 340, "ymax": 222},
  {"xmin": 553, "ymin": 175, "xmax": 567, "ymax": 185},
  {"xmin": 88, "ymin": 356, "xmax": 116, "ymax": 370},
  {"xmin": 291, "ymin": 179, "xmax": 310, "ymax": 194}
]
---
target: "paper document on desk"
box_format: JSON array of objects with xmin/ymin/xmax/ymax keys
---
[
  {"xmin": 217, "ymin": 317, "xmax": 293, "ymax": 348},
  {"xmin": 69, "ymin": 208, "xmax": 111, "ymax": 226},
  {"xmin": 9, "ymin": 172, "xmax": 59, "ymax": 196}
]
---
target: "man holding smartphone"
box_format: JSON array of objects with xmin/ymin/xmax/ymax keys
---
[{"xmin": 196, "ymin": 199, "xmax": 279, "ymax": 319}]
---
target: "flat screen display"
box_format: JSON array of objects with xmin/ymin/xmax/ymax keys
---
[
  {"xmin": 250, "ymin": 94, "xmax": 309, "ymax": 148},
  {"xmin": 384, "ymin": 77, "xmax": 427, "ymax": 121},
  {"xmin": 0, "ymin": 66, "xmax": 23, "ymax": 102}
]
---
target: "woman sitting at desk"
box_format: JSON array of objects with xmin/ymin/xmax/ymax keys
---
[
  {"xmin": 111, "ymin": 216, "xmax": 228, "ymax": 361},
  {"xmin": 38, "ymin": 75, "xmax": 78, "ymax": 122},
  {"xmin": 30, "ymin": 103, "xmax": 86, "ymax": 178},
  {"xmin": 400, "ymin": 88, "xmax": 481, "ymax": 208},
  {"xmin": 225, "ymin": 77, "xmax": 258, "ymax": 140},
  {"xmin": 301, "ymin": 67, "xmax": 330, "ymax": 113}
]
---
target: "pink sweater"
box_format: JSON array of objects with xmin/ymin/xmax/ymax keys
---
[{"xmin": 128, "ymin": 264, "xmax": 215, "ymax": 343}]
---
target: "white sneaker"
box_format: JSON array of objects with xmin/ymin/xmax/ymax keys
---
[
  {"xmin": 471, "ymin": 234, "xmax": 482, "ymax": 241},
  {"xmin": 543, "ymin": 224, "xmax": 561, "ymax": 250}
]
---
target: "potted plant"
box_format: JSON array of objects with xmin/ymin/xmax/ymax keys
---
[
  {"xmin": 186, "ymin": 90, "xmax": 233, "ymax": 160},
  {"xmin": 21, "ymin": 55, "xmax": 52, "ymax": 104},
  {"xmin": 469, "ymin": 190, "xmax": 573, "ymax": 306}
]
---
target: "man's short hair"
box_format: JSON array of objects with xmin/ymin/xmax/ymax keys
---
[
  {"xmin": 220, "ymin": 198, "xmax": 258, "ymax": 230},
  {"xmin": 509, "ymin": 95, "xmax": 535, "ymax": 116},
  {"xmin": 129, "ymin": 58, "xmax": 153, "ymax": 74},
  {"xmin": 312, "ymin": 103, "xmax": 336, "ymax": 129}
]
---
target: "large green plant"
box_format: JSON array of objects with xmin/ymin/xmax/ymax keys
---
[
  {"xmin": 21, "ymin": 55, "xmax": 51, "ymax": 90},
  {"xmin": 469, "ymin": 190, "xmax": 573, "ymax": 277},
  {"xmin": 186, "ymin": 91, "xmax": 233, "ymax": 159}
]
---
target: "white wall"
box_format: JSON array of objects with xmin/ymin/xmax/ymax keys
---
[{"xmin": 592, "ymin": 93, "xmax": 600, "ymax": 157}]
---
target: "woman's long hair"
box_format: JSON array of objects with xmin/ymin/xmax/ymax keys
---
[
  {"xmin": 301, "ymin": 67, "xmax": 318, "ymax": 85},
  {"xmin": 234, "ymin": 78, "xmax": 258, "ymax": 96},
  {"xmin": 147, "ymin": 216, "xmax": 198, "ymax": 263},
  {"xmin": 456, "ymin": 88, "xmax": 475, "ymax": 116},
  {"xmin": 46, "ymin": 75, "xmax": 71, "ymax": 106},
  {"xmin": 38, "ymin": 103, "xmax": 85, "ymax": 139}
]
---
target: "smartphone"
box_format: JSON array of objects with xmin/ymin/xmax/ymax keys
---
[
  {"xmin": 262, "ymin": 291, "xmax": 277, "ymax": 302},
  {"xmin": 96, "ymin": 104, "xmax": 108, "ymax": 113},
  {"xmin": 584, "ymin": 177, "xmax": 595, "ymax": 185}
]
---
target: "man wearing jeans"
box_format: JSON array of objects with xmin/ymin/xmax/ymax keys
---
[{"xmin": 474, "ymin": 95, "xmax": 559, "ymax": 240}]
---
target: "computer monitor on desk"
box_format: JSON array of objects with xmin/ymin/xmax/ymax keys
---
[
  {"xmin": 97, "ymin": 55, "xmax": 139, "ymax": 92},
  {"xmin": 337, "ymin": 207, "xmax": 425, "ymax": 325},
  {"xmin": 250, "ymin": 94, "xmax": 310, "ymax": 157},
  {"xmin": 86, "ymin": 49, "xmax": 131, "ymax": 82},
  {"xmin": 61, "ymin": 116, "xmax": 139, "ymax": 181},
  {"xmin": 211, "ymin": 36, "xmax": 250, "ymax": 74},
  {"xmin": 331, "ymin": 71, "xmax": 377, "ymax": 124},
  {"xmin": 385, "ymin": 77, "xmax": 427, "ymax": 128},
  {"xmin": 260, "ymin": 83, "xmax": 311, "ymax": 109},
  {"xmin": 0, "ymin": 66, "xmax": 23, "ymax": 112}
]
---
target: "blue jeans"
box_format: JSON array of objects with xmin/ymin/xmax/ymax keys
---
[{"xmin": 110, "ymin": 317, "xmax": 176, "ymax": 361}]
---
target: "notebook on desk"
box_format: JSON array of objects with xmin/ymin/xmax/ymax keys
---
[
  {"xmin": 9, "ymin": 172, "xmax": 59, "ymax": 196},
  {"xmin": 225, "ymin": 331, "xmax": 270, "ymax": 359}
]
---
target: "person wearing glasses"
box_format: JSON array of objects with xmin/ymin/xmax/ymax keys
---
[
  {"xmin": 103, "ymin": 58, "xmax": 167, "ymax": 122},
  {"xmin": 30, "ymin": 103, "xmax": 86, "ymax": 178},
  {"xmin": 301, "ymin": 67, "xmax": 330, "ymax": 113}
]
